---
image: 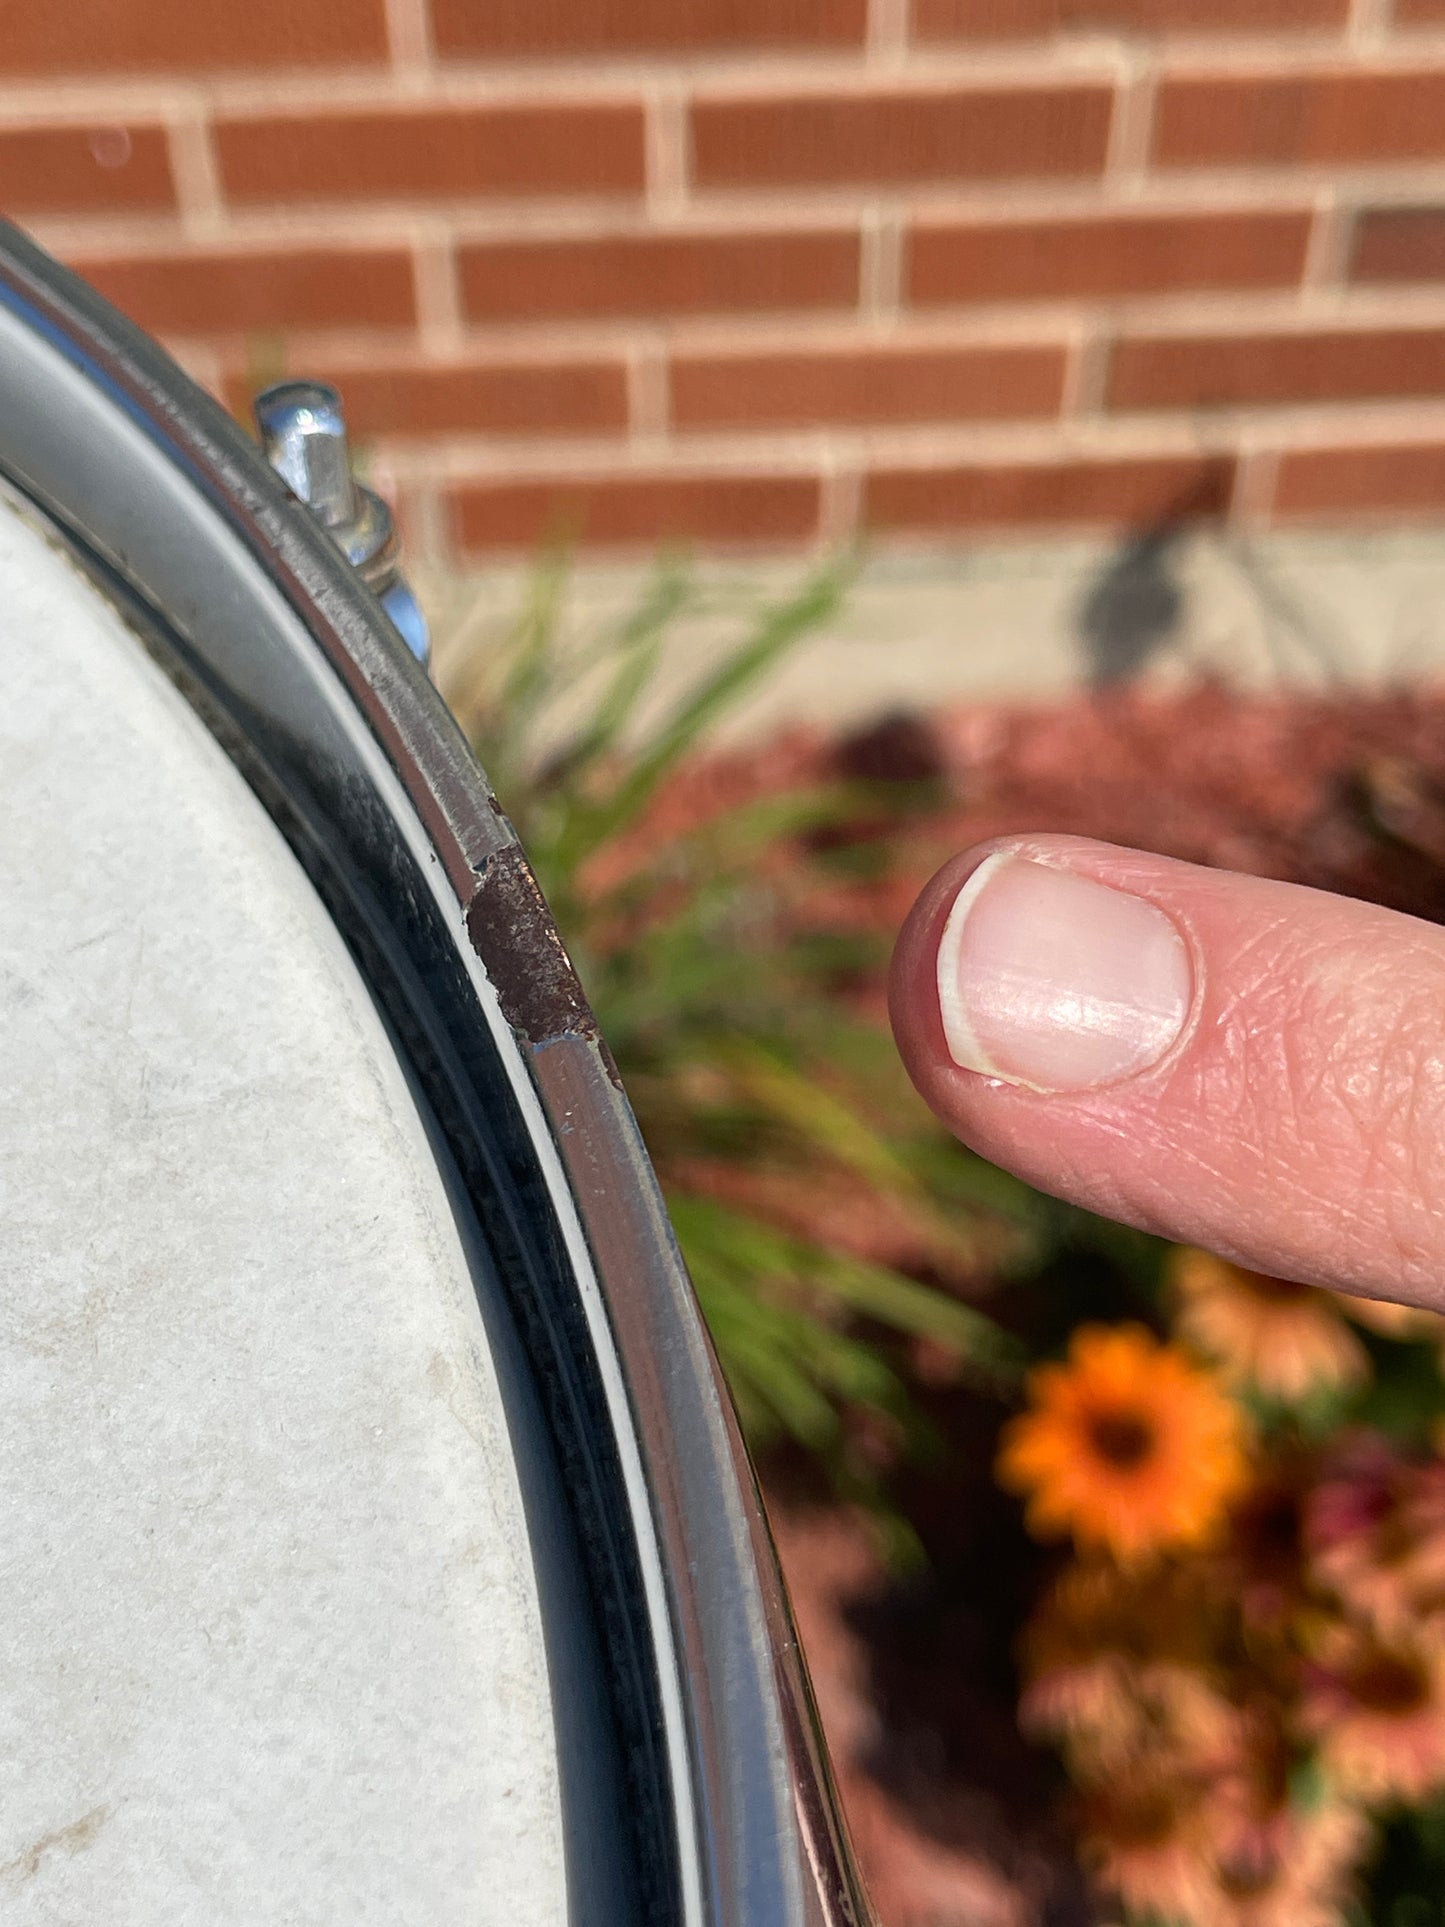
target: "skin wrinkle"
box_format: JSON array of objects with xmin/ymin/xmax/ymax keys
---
[
  {"xmin": 1065, "ymin": 1058, "xmax": 1254, "ymax": 1246},
  {"xmin": 1292, "ymin": 951, "xmax": 1445, "ymax": 1244},
  {"xmin": 1221, "ymin": 967, "xmax": 1445, "ymax": 1291},
  {"xmin": 1381, "ymin": 1201, "xmax": 1445, "ymax": 1292},
  {"xmin": 1186, "ymin": 973, "xmax": 1294, "ymax": 1145},
  {"xmin": 1044, "ymin": 1124, "xmax": 1139, "ymax": 1224},
  {"xmin": 1103, "ymin": 1055, "xmax": 1377, "ymax": 1280},
  {"xmin": 1201, "ymin": 922, "xmax": 1444, "ymax": 1199},
  {"xmin": 1194, "ymin": 964, "xmax": 1431, "ymax": 1285},
  {"xmin": 1359, "ymin": 1042, "xmax": 1430, "ymax": 1189},
  {"xmin": 1212, "ymin": 914, "xmax": 1297, "ymax": 987},
  {"xmin": 1375, "ymin": 1026, "xmax": 1445, "ymax": 1284}
]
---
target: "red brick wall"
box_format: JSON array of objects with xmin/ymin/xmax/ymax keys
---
[{"xmin": 9, "ymin": 0, "xmax": 1445, "ymax": 555}]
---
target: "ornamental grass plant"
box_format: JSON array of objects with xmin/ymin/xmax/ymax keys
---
[
  {"xmin": 441, "ymin": 554, "xmax": 1445, "ymax": 1927},
  {"xmin": 441, "ymin": 553, "xmax": 1036, "ymax": 1537}
]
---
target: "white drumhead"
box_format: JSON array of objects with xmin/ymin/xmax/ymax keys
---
[{"xmin": 0, "ymin": 489, "xmax": 568, "ymax": 1923}]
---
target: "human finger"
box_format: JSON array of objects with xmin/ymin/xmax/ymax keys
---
[{"xmin": 889, "ymin": 836, "xmax": 1445, "ymax": 1309}]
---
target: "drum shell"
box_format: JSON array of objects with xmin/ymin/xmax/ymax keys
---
[{"xmin": 0, "ymin": 220, "xmax": 871, "ymax": 1927}]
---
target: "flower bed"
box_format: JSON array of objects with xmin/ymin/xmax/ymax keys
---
[{"xmin": 759, "ymin": 683, "xmax": 1445, "ymax": 1927}]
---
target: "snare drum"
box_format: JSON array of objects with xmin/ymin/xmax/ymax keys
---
[{"xmin": 0, "ymin": 221, "xmax": 870, "ymax": 1927}]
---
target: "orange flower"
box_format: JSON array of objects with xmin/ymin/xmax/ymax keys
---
[
  {"xmin": 1307, "ymin": 1438, "xmax": 1445, "ymax": 1639},
  {"xmin": 1025, "ymin": 1655, "xmax": 1241, "ymax": 1782},
  {"xmin": 998, "ymin": 1324, "xmax": 1249, "ymax": 1561},
  {"xmin": 1083, "ymin": 1727, "xmax": 1369, "ymax": 1927},
  {"xmin": 1081, "ymin": 1771, "xmax": 1217, "ymax": 1926},
  {"xmin": 1199, "ymin": 1787, "xmax": 1369, "ymax": 1927},
  {"xmin": 1172, "ymin": 1249, "xmax": 1368, "ymax": 1403},
  {"xmin": 1300, "ymin": 1626, "xmax": 1445, "ymax": 1805},
  {"xmin": 1022, "ymin": 1559, "xmax": 1240, "ymax": 1779}
]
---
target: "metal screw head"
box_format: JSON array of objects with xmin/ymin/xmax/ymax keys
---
[
  {"xmin": 254, "ymin": 377, "xmax": 430, "ymax": 669},
  {"xmin": 254, "ymin": 380, "xmax": 359, "ymax": 530}
]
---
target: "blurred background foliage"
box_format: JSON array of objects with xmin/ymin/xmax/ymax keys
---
[{"xmin": 444, "ymin": 556, "xmax": 1445, "ymax": 1927}]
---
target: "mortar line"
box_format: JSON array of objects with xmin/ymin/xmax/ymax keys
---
[
  {"xmin": 644, "ymin": 81, "xmax": 690, "ymax": 220},
  {"xmin": 860, "ymin": 201, "xmax": 905, "ymax": 324},
  {"xmin": 866, "ymin": 0, "xmax": 911, "ymax": 67},
  {"xmin": 166, "ymin": 104, "xmax": 226, "ymax": 236}
]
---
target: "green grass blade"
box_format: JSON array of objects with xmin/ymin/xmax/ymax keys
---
[
  {"xmin": 541, "ymin": 560, "xmax": 694, "ymax": 784},
  {"xmin": 557, "ymin": 559, "xmax": 850, "ymax": 867}
]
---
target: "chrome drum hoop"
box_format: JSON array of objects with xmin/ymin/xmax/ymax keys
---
[{"xmin": 0, "ymin": 220, "xmax": 871, "ymax": 1927}]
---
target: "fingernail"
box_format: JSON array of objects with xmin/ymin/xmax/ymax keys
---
[{"xmin": 936, "ymin": 853, "xmax": 1192, "ymax": 1092}]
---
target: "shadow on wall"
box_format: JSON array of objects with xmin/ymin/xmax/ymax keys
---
[
  {"xmin": 1076, "ymin": 523, "xmax": 1186, "ymax": 688},
  {"xmin": 1074, "ymin": 493, "xmax": 1348, "ymax": 691}
]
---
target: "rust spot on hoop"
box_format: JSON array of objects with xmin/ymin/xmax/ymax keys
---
[{"xmin": 465, "ymin": 847, "xmax": 596, "ymax": 1047}]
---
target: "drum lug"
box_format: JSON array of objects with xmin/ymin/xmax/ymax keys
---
[{"xmin": 253, "ymin": 379, "xmax": 431, "ymax": 670}]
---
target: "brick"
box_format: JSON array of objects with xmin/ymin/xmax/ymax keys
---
[
  {"xmin": 225, "ymin": 360, "xmax": 629, "ymax": 438},
  {"xmin": 1154, "ymin": 69, "xmax": 1445, "ymax": 170},
  {"xmin": 216, "ymin": 102, "xmax": 645, "ymax": 207},
  {"xmin": 433, "ymin": 0, "xmax": 866, "ymax": 57},
  {"xmin": 1352, "ymin": 208, "xmax": 1445, "ymax": 284},
  {"xmin": 1274, "ymin": 444, "xmax": 1445, "ymax": 518},
  {"xmin": 1109, "ymin": 327, "xmax": 1445, "ymax": 411},
  {"xmin": 916, "ymin": 0, "xmax": 1345, "ymax": 35},
  {"xmin": 0, "ymin": 124, "xmax": 174, "ymax": 214},
  {"xmin": 0, "ymin": 0, "xmax": 386, "ymax": 75},
  {"xmin": 71, "ymin": 247, "xmax": 416, "ymax": 337},
  {"xmin": 460, "ymin": 229, "xmax": 859, "ymax": 324},
  {"xmin": 452, "ymin": 471, "xmax": 821, "ymax": 550},
  {"xmin": 670, "ymin": 342, "xmax": 1066, "ymax": 429},
  {"xmin": 865, "ymin": 454, "xmax": 1234, "ymax": 533},
  {"xmin": 691, "ymin": 84, "xmax": 1113, "ymax": 191},
  {"xmin": 909, "ymin": 208, "xmax": 1310, "ymax": 307}
]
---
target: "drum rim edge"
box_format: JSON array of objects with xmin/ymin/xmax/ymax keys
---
[{"xmin": 0, "ymin": 219, "xmax": 872, "ymax": 1927}]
